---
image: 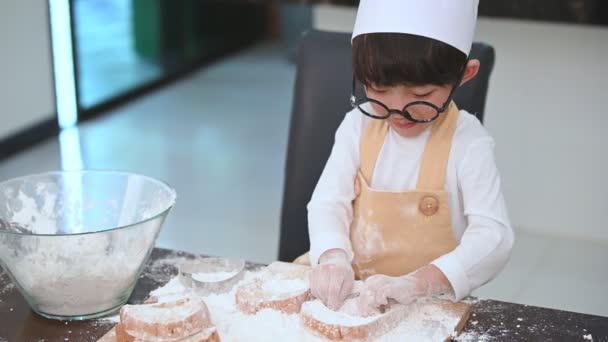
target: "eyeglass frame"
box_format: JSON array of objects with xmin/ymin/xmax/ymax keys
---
[{"xmin": 349, "ymin": 62, "xmax": 468, "ymax": 123}]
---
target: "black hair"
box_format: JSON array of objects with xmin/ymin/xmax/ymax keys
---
[{"xmin": 352, "ymin": 33, "xmax": 467, "ymax": 87}]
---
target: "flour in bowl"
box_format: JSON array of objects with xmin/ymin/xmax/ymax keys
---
[{"xmin": 0, "ymin": 221, "xmax": 159, "ymax": 316}]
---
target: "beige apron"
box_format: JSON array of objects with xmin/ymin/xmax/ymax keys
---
[{"xmin": 296, "ymin": 103, "xmax": 459, "ymax": 280}]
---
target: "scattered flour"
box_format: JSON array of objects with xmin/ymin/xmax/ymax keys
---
[
  {"xmin": 301, "ymin": 299, "xmax": 381, "ymax": 326},
  {"xmin": 146, "ymin": 269, "xmax": 469, "ymax": 342},
  {"xmin": 122, "ymin": 296, "xmax": 203, "ymax": 324},
  {"xmin": 0, "ymin": 280, "xmax": 14, "ymax": 297},
  {"xmin": 461, "ymin": 297, "xmax": 480, "ymax": 305},
  {"xmin": 98, "ymin": 314, "xmax": 121, "ymax": 324},
  {"xmin": 261, "ymin": 277, "xmax": 309, "ymax": 296},
  {"xmin": 141, "ymin": 253, "xmax": 193, "ymax": 284},
  {"xmin": 149, "ymin": 276, "xmax": 189, "ymax": 298},
  {"xmin": 455, "ymin": 330, "xmax": 495, "ymax": 341},
  {"xmin": 376, "ymin": 302, "xmax": 465, "ymax": 341},
  {"xmin": 192, "ymin": 271, "xmax": 239, "ymax": 283},
  {"xmin": 90, "ymin": 313, "xmax": 121, "ymax": 332},
  {"xmin": 202, "ymin": 274, "xmax": 324, "ymax": 342}
]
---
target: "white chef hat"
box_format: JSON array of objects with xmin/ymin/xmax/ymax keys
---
[{"xmin": 352, "ymin": 0, "xmax": 479, "ymax": 55}]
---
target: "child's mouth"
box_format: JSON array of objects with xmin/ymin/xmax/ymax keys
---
[{"xmin": 391, "ymin": 120, "xmax": 416, "ymax": 129}]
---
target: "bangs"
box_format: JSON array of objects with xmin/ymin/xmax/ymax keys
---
[{"xmin": 352, "ymin": 33, "xmax": 467, "ymax": 87}]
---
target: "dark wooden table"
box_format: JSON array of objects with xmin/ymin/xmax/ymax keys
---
[{"xmin": 1, "ymin": 248, "xmax": 607, "ymax": 342}]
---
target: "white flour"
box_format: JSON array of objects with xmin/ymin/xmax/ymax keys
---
[
  {"xmin": 261, "ymin": 277, "xmax": 309, "ymax": 297},
  {"xmin": 123, "ymin": 296, "xmax": 203, "ymax": 324},
  {"xmin": 0, "ymin": 277, "xmax": 14, "ymax": 297},
  {"xmin": 202, "ymin": 273, "xmax": 324, "ymax": 342},
  {"xmin": 301, "ymin": 299, "xmax": 381, "ymax": 326},
  {"xmin": 98, "ymin": 314, "xmax": 121, "ymax": 324},
  {"xmin": 147, "ymin": 270, "xmax": 467, "ymax": 341},
  {"xmin": 149, "ymin": 277, "xmax": 189, "ymax": 298},
  {"xmin": 8, "ymin": 186, "xmax": 61, "ymax": 234},
  {"xmin": 301, "ymin": 297, "xmax": 461, "ymax": 341},
  {"xmin": 454, "ymin": 330, "xmax": 495, "ymax": 341},
  {"xmin": 0, "ymin": 220, "xmax": 159, "ymax": 316},
  {"xmin": 376, "ymin": 303, "xmax": 462, "ymax": 341},
  {"xmin": 192, "ymin": 271, "xmax": 239, "ymax": 283},
  {"xmin": 140, "ymin": 253, "xmax": 194, "ymax": 284},
  {"xmin": 0, "ymin": 173, "xmax": 175, "ymax": 317}
]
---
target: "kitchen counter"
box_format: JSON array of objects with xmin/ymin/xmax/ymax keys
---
[{"xmin": 1, "ymin": 248, "xmax": 606, "ymax": 341}]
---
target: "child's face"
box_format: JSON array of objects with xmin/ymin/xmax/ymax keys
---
[{"xmin": 365, "ymin": 83, "xmax": 452, "ymax": 138}]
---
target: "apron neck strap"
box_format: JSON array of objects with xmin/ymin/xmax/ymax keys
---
[
  {"xmin": 359, "ymin": 117, "xmax": 389, "ymax": 185},
  {"xmin": 416, "ymin": 102, "xmax": 459, "ymax": 191},
  {"xmin": 359, "ymin": 102, "xmax": 460, "ymax": 190}
]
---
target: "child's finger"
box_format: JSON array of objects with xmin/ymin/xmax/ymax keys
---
[
  {"xmin": 326, "ymin": 270, "xmax": 345, "ymax": 310},
  {"xmin": 358, "ymin": 292, "xmax": 379, "ymax": 317},
  {"xmin": 311, "ymin": 267, "xmax": 329, "ymax": 302},
  {"xmin": 338, "ymin": 275, "xmax": 354, "ymax": 303},
  {"xmin": 374, "ymin": 286, "xmax": 389, "ymax": 307}
]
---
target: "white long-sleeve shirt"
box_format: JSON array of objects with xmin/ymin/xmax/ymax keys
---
[{"xmin": 307, "ymin": 107, "xmax": 514, "ymax": 301}]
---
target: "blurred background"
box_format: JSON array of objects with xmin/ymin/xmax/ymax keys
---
[{"xmin": 0, "ymin": 0, "xmax": 606, "ymax": 318}]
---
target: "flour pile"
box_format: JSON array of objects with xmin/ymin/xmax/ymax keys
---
[{"xmin": 149, "ymin": 270, "xmax": 465, "ymax": 341}]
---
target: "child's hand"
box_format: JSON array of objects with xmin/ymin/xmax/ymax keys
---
[
  {"xmin": 357, "ymin": 265, "xmax": 453, "ymax": 317},
  {"xmin": 310, "ymin": 249, "xmax": 355, "ymax": 311},
  {"xmin": 357, "ymin": 274, "xmax": 423, "ymax": 316}
]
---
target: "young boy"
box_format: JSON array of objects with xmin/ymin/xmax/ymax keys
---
[{"xmin": 304, "ymin": 0, "xmax": 514, "ymax": 315}]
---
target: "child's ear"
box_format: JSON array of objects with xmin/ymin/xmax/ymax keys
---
[{"xmin": 460, "ymin": 59, "xmax": 480, "ymax": 86}]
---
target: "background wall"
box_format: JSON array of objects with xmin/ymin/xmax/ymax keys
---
[
  {"xmin": 313, "ymin": 4, "xmax": 608, "ymax": 242},
  {"xmin": 0, "ymin": 1, "xmax": 56, "ymax": 140}
]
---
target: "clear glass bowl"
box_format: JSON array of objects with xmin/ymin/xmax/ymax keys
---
[{"xmin": 0, "ymin": 171, "xmax": 176, "ymax": 321}]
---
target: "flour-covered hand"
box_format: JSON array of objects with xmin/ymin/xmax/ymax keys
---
[
  {"xmin": 357, "ymin": 265, "xmax": 454, "ymax": 317},
  {"xmin": 357, "ymin": 273, "xmax": 424, "ymax": 316},
  {"xmin": 310, "ymin": 249, "xmax": 355, "ymax": 311}
]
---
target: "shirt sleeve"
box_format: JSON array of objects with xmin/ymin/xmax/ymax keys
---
[
  {"xmin": 307, "ymin": 113, "xmax": 362, "ymax": 266},
  {"xmin": 432, "ymin": 137, "xmax": 515, "ymax": 301}
]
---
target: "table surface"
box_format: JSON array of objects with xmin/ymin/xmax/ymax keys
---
[{"xmin": 1, "ymin": 248, "xmax": 607, "ymax": 342}]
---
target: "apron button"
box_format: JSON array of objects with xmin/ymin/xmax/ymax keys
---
[{"xmin": 419, "ymin": 196, "xmax": 439, "ymax": 216}]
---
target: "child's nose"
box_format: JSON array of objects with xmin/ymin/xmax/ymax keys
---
[
  {"xmin": 387, "ymin": 99, "xmax": 412, "ymax": 111},
  {"xmin": 384, "ymin": 100, "xmax": 403, "ymax": 110}
]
